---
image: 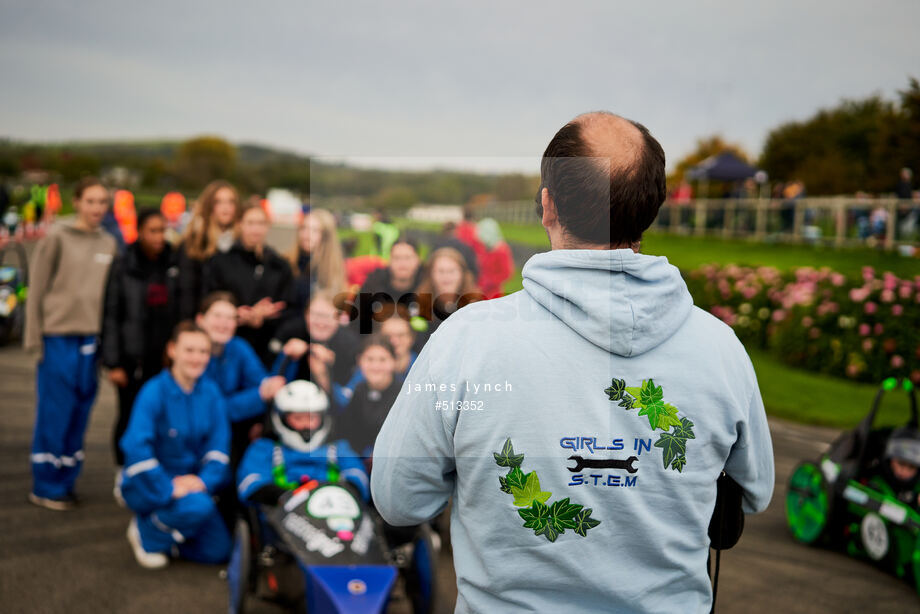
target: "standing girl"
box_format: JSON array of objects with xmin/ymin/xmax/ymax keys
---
[
  {"xmin": 25, "ymin": 176, "xmax": 117, "ymax": 510},
  {"xmin": 177, "ymin": 180, "xmax": 241, "ymax": 320},
  {"xmin": 203, "ymin": 203, "xmax": 293, "ymax": 367},
  {"xmin": 102, "ymin": 208, "xmax": 180, "ymax": 468},
  {"xmin": 287, "ymin": 207, "xmax": 346, "ymax": 316}
]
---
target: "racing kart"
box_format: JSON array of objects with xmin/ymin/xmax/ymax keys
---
[
  {"xmin": 227, "ymin": 479, "xmax": 440, "ymax": 614},
  {"xmin": 0, "ymin": 242, "xmax": 28, "ymax": 345},
  {"xmin": 785, "ymin": 377, "xmax": 920, "ymax": 593}
]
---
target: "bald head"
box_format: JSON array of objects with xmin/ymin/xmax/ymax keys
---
[
  {"xmin": 539, "ymin": 111, "xmax": 666, "ymax": 247},
  {"xmin": 573, "ymin": 112, "xmax": 644, "ymax": 174}
]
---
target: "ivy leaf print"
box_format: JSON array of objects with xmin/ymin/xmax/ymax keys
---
[
  {"xmin": 510, "ymin": 471, "xmax": 552, "ymax": 508},
  {"xmin": 536, "ymin": 520, "xmax": 561, "ymax": 542},
  {"xmin": 604, "ymin": 378, "xmax": 626, "ymax": 401},
  {"xmin": 671, "ymin": 455, "xmax": 687, "ymax": 473},
  {"xmin": 494, "ymin": 438, "xmax": 524, "ymax": 468},
  {"xmin": 638, "ymin": 379, "xmax": 664, "ymax": 408},
  {"xmin": 638, "ymin": 401, "xmax": 680, "ymax": 431},
  {"xmin": 518, "ymin": 500, "xmax": 550, "ymax": 531},
  {"xmin": 672, "ymin": 417, "xmax": 696, "ymax": 440},
  {"xmin": 550, "ymin": 497, "xmax": 584, "ymax": 531},
  {"xmin": 618, "ymin": 395, "xmax": 635, "ymax": 410},
  {"xmin": 498, "ymin": 475, "xmax": 511, "ymax": 494},
  {"xmin": 654, "ymin": 431, "xmax": 688, "ymax": 469},
  {"xmin": 505, "ymin": 466, "xmax": 527, "ymax": 491},
  {"xmin": 572, "ymin": 508, "xmax": 601, "ymax": 537}
]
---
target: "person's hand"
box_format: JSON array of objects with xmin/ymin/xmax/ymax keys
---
[
  {"xmin": 171, "ymin": 474, "xmax": 206, "ymax": 499},
  {"xmin": 237, "ymin": 305, "xmax": 255, "ymax": 325},
  {"xmin": 171, "ymin": 476, "xmax": 189, "ymax": 499},
  {"xmin": 108, "ymin": 367, "xmax": 129, "ymax": 388},
  {"xmin": 309, "ymin": 344, "xmax": 335, "ymax": 365},
  {"xmin": 282, "ymin": 338, "xmax": 308, "ymax": 360},
  {"xmin": 259, "ymin": 375, "xmax": 286, "ymax": 401},
  {"xmin": 237, "ymin": 305, "xmax": 265, "ymax": 328},
  {"xmin": 256, "ymin": 298, "xmax": 285, "ymax": 320}
]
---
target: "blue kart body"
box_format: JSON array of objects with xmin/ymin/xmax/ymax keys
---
[{"xmin": 227, "ymin": 482, "xmax": 437, "ymax": 614}]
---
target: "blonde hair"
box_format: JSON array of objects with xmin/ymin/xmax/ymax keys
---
[
  {"xmin": 181, "ymin": 180, "xmax": 241, "ymax": 260},
  {"xmin": 288, "ymin": 208, "xmax": 346, "ymax": 295}
]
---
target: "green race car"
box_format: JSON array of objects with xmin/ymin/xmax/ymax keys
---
[{"xmin": 786, "ymin": 378, "xmax": 920, "ymax": 593}]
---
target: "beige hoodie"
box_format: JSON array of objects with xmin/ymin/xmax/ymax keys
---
[{"xmin": 23, "ymin": 221, "xmax": 117, "ymax": 354}]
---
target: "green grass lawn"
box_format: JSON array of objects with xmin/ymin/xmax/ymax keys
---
[
  {"xmin": 748, "ymin": 349, "xmax": 912, "ymax": 429},
  {"xmin": 482, "ymin": 222, "xmax": 919, "ymax": 278}
]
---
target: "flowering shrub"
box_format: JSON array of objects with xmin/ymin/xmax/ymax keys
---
[{"xmin": 686, "ymin": 264, "xmax": 920, "ymax": 384}]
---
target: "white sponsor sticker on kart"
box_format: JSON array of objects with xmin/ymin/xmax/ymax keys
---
[
  {"xmin": 820, "ymin": 458, "xmax": 840, "ymax": 483},
  {"xmin": 879, "ymin": 501, "xmax": 907, "ymax": 525},
  {"xmin": 843, "ymin": 485, "xmax": 869, "ymax": 505},
  {"xmin": 307, "ymin": 485, "xmax": 360, "ymax": 520}
]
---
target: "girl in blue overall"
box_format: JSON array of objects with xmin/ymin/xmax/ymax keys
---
[
  {"xmin": 120, "ymin": 322, "xmax": 232, "ymax": 569},
  {"xmin": 195, "ymin": 291, "xmax": 286, "ymax": 466}
]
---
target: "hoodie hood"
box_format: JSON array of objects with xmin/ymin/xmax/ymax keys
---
[{"xmin": 521, "ymin": 249, "xmax": 693, "ymax": 356}]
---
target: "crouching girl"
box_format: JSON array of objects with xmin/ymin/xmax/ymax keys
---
[{"xmin": 119, "ymin": 322, "xmax": 232, "ymax": 569}]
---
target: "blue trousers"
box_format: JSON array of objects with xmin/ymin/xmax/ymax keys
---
[
  {"xmin": 136, "ymin": 491, "xmax": 232, "ymax": 564},
  {"xmin": 31, "ymin": 335, "xmax": 99, "ymax": 499}
]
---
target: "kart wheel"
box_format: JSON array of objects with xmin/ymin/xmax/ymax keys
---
[
  {"xmin": 405, "ymin": 524, "xmax": 440, "ymax": 614},
  {"xmin": 228, "ymin": 518, "xmax": 253, "ymax": 614},
  {"xmin": 786, "ymin": 462, "xmax": 830, "ymax": 544}
]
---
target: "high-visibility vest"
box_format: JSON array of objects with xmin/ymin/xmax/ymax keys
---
[
  {"xmin": 260, "ymin": 198, "xmax": 272, "ymax": 221},
  {"xmin": 113, "ymin": 189, "xmax": 137, "ymax": 244},
  {"xmin": 160, "ymin": 191, "xmax": 186, "ymax": 224},
  {"xmin": 46, "ymin": 184, "xmax": 62, "ymax": 214}
]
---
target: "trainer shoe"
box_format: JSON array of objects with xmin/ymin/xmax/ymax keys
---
[
  {"xmin": 126, "ymin": 518, "xmax": 169, "ymax": 569},
  {"xmin": 28, "ymin": 492, "xmax": 75, "ymax": 511}
]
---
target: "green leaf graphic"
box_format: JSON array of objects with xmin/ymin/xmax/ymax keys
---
[
  {"xmin": 518, "ymin": 500, "xmax": 550, "ymax": 531},
  {"xmin": 604, "ymin": 378, "xmax": 626, "ymax": 401},
  {"xmin": 672, "ymin": 417, "xmax": 696, "ymax": 440},
  {"xmin": 618, "ymin": 395, "xmax": 635, "ymax": 410},
  {"xmin": 573, "ymin": 508, "xmax": 601, "ymax": 537},
  {"xmin": 536, "ymin": 520, "xmax": 560, "ymax": 542},
  {"xmin": 550, "ymin": 498, "xmax": 584, "ymax": 530},
  {"xmin": 498, "ymin": 475, "xmax": 511, "ymax": 494},
  {"xmin": 654, "ymin": 431, "xmax": 687, "ymax": 469},
  {"xmin": 505, "ymin": 466, "xmax": 527, "ymax": 491},
  {"xmin": 510, "ymin": 471, "xmax": 552, "ymax": 508},
  {"xmin": 639, "ymin": 379, "xmax": 664, "ymax": 408},
  {"xmin": 638, "ymin": 401, "xmax": 680, "ymax": 431},
  {"xmin": 671, "ymin": 455, "xmax": 687, "ymax": 473},
  {"xmin": 625, "ymin": 386, "xmax": 643, "ymax": 401},
  {"xmin": 494, "ymin": 438, "xmax": 524, "ymax": 468}
]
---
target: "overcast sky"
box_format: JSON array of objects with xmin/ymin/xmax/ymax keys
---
[{"xmin": 1, "ymin": 1, "xmax": 918, "ymax": 173}]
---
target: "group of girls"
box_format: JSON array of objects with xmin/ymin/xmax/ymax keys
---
[{"xmin": 42, "ymin": 177, "xmax": 504, "ymax": 569}]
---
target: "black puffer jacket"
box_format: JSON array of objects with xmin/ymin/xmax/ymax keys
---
[
  {"xmin": 102, "ymin": 242, "xmax": 180, "ymax": 374},
  {"xmin": 202, "ymin": 241, "xmax": 294, "ymax": 365}
]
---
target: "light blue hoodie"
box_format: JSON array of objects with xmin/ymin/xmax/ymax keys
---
[{"xmin": 372, "ymin": 249, "xmax": 774, "ymax": 614}]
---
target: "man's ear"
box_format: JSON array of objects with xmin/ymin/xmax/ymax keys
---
[{"xmin": 540, "ymin": 187, "xmax": 557, "ymax": 228}]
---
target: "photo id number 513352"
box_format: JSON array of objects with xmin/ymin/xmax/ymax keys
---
[{"xmin": 434, "ymin": 400, "xmax": 484, "ymax": 411}]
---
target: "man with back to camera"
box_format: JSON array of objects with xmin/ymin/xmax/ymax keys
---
[{"xmin": 371, "ymin": 111, "xmax": 775, "ymax": 613}]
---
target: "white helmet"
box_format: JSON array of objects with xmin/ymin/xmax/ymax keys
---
[{"xmin": 271, "ymin": 380, "xmax": 331, "ymax": 453}]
